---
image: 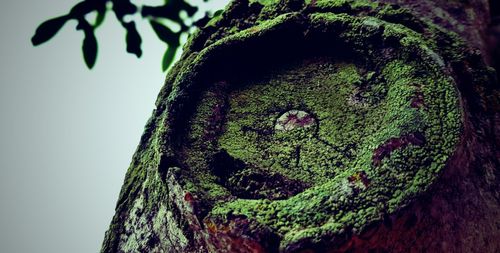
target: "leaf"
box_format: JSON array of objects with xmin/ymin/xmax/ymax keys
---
[
  {"xmin": 31, "ymin": 16, "xmax": 69, "ymax": 46},
  {"xmin": 150, "ymin": 20, "xmax": 177, "ymax": 44},
  {"xmin": 78, "ymin": 19, "xmax": 98, "ymax": 69},
  {"xmin": 94, "ymin": 8, "xmax": 106, "ymax": 28},
  {"xmin": 124, "ymin": 22, "xmax": 142, "ymax": 57},
  {"xmin": 162, "ymin": 45, "xmax": 178, "ymax": 71},
  {"xmin": 83, "ymin": 32, "xmax": 98, "ymax": 68},
  {"xmin": 175, "ymin": 0, "xmax": 197, "ymax": 16},
  {"xmin": 112, "ymin": 0, "xmax": 137, "ymax": 20},
  {"xmin": 213, "ymin": 9, "xmax": 224, "ymax": 17},
  {"xmin": 150, "ymin": 19, "xmax": 180, "ymax": 70}
]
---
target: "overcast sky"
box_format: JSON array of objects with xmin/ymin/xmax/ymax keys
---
[{"xmin": 0, "ymin": 0, "xmax": 229, "ymax": 252}]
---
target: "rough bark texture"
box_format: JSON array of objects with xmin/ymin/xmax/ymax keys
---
[{"xmin": 101, "ymin": 0, "xmax": 499, "ymax": 252}]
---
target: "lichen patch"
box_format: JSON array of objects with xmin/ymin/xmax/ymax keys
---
[{"xmin": 275, "ymin": 110, "xmax": 317, "ymax": 131}]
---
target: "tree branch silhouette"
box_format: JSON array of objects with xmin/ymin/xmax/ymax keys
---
[{"xmin": 32, "ymin": 0, "xmax": 215, "ymax": 71}]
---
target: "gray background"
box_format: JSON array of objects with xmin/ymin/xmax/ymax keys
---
[{"xmin": 0, "ymin": 0, "xmax": 228, "ymax": 252}]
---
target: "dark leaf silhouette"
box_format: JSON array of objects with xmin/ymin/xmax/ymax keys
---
[
  {"xmin": 112, "ymin": 0, "xmax": 137, "ymax": 20},
  {"xmin": 141, "ymin": 6, "xmax": 179, "ymax": 21},
  {"xmin": 162, "ymin": 44, "xmax": 178, "ymax": 71},
  {"xmin": 82, "ymin": 31, "xmax": 98, "ymax": 69},
  {"xmin": 77, "ymin": 19, "xmax": 98, "ymax": 69},
  {"xmin": 31, "ymin": 16, "xmax": 69, "ymax": 46},
  {"xmin": 94, "ymin": 7, "xmax": 106, "ymax": 28},
  {"xmin": 124, "ymin": 22, "xmax": 142, "ymax": 57},
  {"xmin": 169, "ymin": 0, "xmax": 197, "ymax": 16},
  {"xmin": 150, "ymin": 20, "xmax": 178, "ymax": 44},
  {"xmin": 32, "ymin": 0, "xmax": 210, "ymax": 71},
  {"xmin": 213, "ymin": 9, "xmax": 224, "ymax": 17}
]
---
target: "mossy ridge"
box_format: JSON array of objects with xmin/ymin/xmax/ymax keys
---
[{"xmin": 195, "ymin": 0, "xmax": 466, "ymax": 65}]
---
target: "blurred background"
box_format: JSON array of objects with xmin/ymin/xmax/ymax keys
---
[{"xmin": 0, "ymin": 0, "xmax": 229, "ymax": 252}]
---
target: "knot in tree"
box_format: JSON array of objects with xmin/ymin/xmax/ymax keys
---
[{"xmin": 101, "ymin": 0, "xmax": 500, "ymax": 252}]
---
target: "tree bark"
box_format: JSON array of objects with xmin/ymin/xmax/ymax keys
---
[{"xmin": 101, "ymin": 0, "xmax": 500, "ymax": 252}]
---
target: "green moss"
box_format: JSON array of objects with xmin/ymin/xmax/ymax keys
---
[
  {"xmin": 103, "ymin": 0, "xmax": 471, "ymax": 251},
  {"xmin": 216, "ymin": 61, "xmax": 362, "ymax": 185},
  {"xmin": 175, "ymin": 3, "xmax": 462, "ymax": 249},
  {"xmin": 251, "ymin": 0, "xmax": 280, "ymax": 5},
  {"xmin": 204, "ymin": 12, "xmax": 224, "ymax": 28},
  {"xmin": 314, "ymin": 0, "xmax": 350, "ymax": 9},
  {"xmin": 351, "ymin": 0, "xmax": 378, "ymax": 10},
  {"xmin": 203, "ymin": 54, "xmax": 460, "ymax": 238}
]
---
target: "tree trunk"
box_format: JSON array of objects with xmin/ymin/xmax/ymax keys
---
[{"xmin": 101, "ymin": 0, "xmax": 500, "ymax": 252}]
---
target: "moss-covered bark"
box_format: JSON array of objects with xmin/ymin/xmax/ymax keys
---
[{"xmin": 101, "ymin": 0, "xmax": 499, "ymax": 252}]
